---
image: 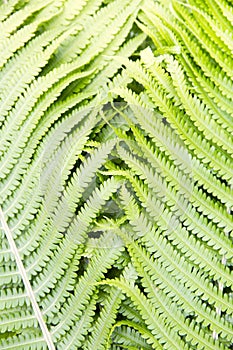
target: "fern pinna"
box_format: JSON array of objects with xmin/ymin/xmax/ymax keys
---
[{"xmin": 0, "ymin": 0, "xmax": 232, "ymax": 349}]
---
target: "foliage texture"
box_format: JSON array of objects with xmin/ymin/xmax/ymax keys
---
[{"xmin": 0, "ymin": 0, "xmax": 232, "ymax": 349}]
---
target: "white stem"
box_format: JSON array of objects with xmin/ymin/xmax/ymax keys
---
[{"xmin": 0, "ymin": 208, "xmax": 56, "ymax": 350}]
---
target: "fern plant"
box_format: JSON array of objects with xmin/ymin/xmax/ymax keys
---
[
  {"xmin": 0, "ymin": 0, "xmax": 232, "ymax": 349},
  {"xmin": 102, "ymin": 1, "xmax": 233, "ymax": 348},
  {"xmin": 0, "ymin": 0, "xmax": 145, "ymax": 348}
]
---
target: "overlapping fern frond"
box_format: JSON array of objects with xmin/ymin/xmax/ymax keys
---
[
  {"xmin": 0, "ymin": 0, "xmax": 232, "ymax": 349},
  {"xmin": 0, "ymin": 0, "xmax": 144, "ymax": 348},
  {"xmin": 102, "ymin": 0, "xmax": 233, "ymax": 348}
]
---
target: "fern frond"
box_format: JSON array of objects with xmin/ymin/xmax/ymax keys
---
[
  {"xmin": 114, "ymin": 60, "xmax": 233, "ymax": 181},
  {"xmin": 113, "ymin": 87, "xmax": 233, "ymax": 206},
  {"xmin": 121, "ymin": 173, "xmax": 231, "ymax": 285},
  {"xmin": 140, "ymin": 2, "xmax": 233, "ymax": 124},
  {"xmin": 127, "ymin": 238, "xmax": 233, "ymax": 343},
  {"xmin": 165, "ymin": 56, "xmax": 233, "ymax": 154},
  {"xmin": 0, "ymin": 1, "xmax": 144, "ymax": 348},
  {"xmin": 120, "ymin": 188, "xmax": 233, "ymax": 314},
  {"xmin": 172, "ymin": 0, "xmax": 232, "ymax": 77},
  {"xmin": 83, "ymin": 287, "xmax": 123, "ymax": 350},
  {"xmin": 117, "ymin": 145, "xmax": 232, "ymax": 257},
  {"xmin": 0, "ymin": 0, "xmax": 20, "ymax": 22},
  {"xmin": 0, "ymin": 0, "xmax": 63, "ymax": 69},
  {"xmin": 51, "ymin": 235, "xmax": 124, "ymax": 346},
  {"xmin": 0, "ymin": 207, "xmax": 56, "ymax": 349},
  {"xmin": 100, "ymin": 276, "xmax": 186, "ymax": 350},
  {"xmin": 112, "ymin": 323, "xmax": 153, "ymax": 350}
]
